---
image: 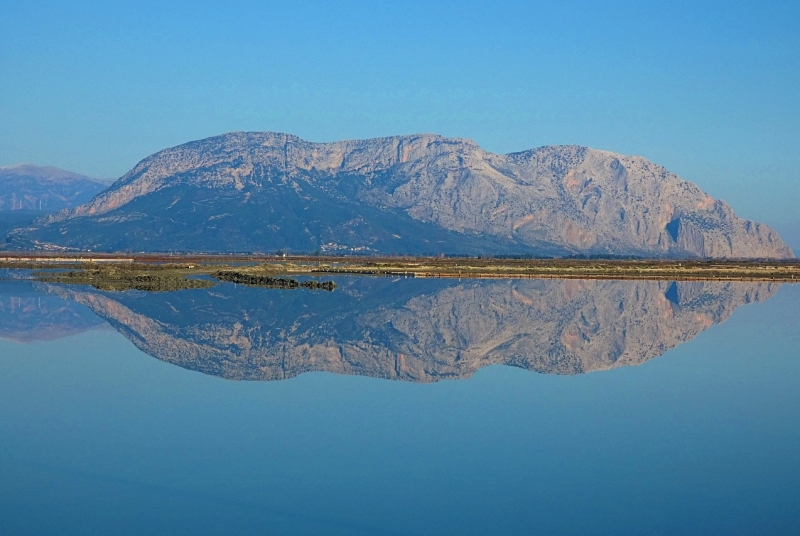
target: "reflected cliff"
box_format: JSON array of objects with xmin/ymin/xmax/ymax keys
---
[{"xmin": 1, "ymin": 276, "xmax": 778, "ymax": 382}]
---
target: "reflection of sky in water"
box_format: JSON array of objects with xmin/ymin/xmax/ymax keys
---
[{"xmin": 0, "ymin": 282, "xmax": 798, "ymax": 535}]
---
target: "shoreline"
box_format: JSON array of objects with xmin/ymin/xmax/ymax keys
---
[{"xmin": 0, "ymin": 254, "xmax": 798, "ymax": 283}]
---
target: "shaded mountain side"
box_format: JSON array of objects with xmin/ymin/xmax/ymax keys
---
[
  {"xmin": 0, "ymin": 210, "xmax": 48, "ymax": 238},
  {"xmin": 0, "ymin": 281, "xmax": 108, "ymax": 343},
  {"xmin": 0, "ymin": 164, "xmax": 108, "ymax": 212},
  {"xmin": 12, "ymin": 180, "xmax": 555, "ymax": 255},
  {"xmin": 42, "ymin": 277, "xmax": 778, "ymax": 382},
  {"xmin": 7, "ymin": 132, "xmax": 792, "ymax": 258}
]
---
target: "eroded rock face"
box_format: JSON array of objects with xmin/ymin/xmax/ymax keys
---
[
  {"xmin": 42, "ymin": 278, "xmax": 778, "ymax": 382},
  {"xmin": 9, "ymin": 133, "xmax": 792, "ymax": 258}
]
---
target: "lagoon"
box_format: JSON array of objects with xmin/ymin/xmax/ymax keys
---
[{"xmin": 1, "ymin": 278, "xmax": 799, "ymax": 535}]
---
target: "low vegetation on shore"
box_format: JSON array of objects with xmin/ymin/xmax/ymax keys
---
[
  {"xmin": 212, "ymin": 271, "xmax": 336, "ymax": 291},
  {"xmin": 0, "ymin": 255, "xmax": 797, "ymax": 293},
  {"xmin": 31, "ymin": 266, "xmax": 215, "ymax": 292},
  {"xmin": 273, "ymin": 257, "xmax": 800, "ymax": 281}
]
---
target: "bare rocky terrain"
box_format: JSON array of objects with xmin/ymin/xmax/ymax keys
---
[{"xmin": 6, "ymin": 132, "xmax": 792, "ymax": 258}]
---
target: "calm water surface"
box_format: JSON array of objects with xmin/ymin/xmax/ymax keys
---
[{"xmin": 0, "ymin": 277, "xmax": 798, "ymax": 535}]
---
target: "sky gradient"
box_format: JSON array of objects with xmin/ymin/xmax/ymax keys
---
[{"xmin": 2, "ymin": 1, "xmax": 798, "ymax": 248}]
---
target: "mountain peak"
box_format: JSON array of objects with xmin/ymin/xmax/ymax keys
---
[
  {"xmin": 0, "ymin": 163, "xmax": 97, "ymax": 183},
  {"xmin": 0, "ymin": 164, "xmax": 108, "ymax": 213}
]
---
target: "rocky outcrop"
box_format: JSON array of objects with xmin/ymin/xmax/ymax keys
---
[
  {"xmin": 0, "ymin": 164, "xmax": 108, "ymax": 212},
  {"xmin": 43, "ymin": 277, "xmax": 778, "ymax": 382},
  {"xmin": 6, "ymin": 133, "xmax": 792, "ymax": 258}
]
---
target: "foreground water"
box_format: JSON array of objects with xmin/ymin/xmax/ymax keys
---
[{"xmin": 0, "ymin": 277, "xmax": 798, "ymax": 535}]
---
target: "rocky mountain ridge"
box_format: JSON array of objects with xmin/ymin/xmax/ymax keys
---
[{"xmin": 7, "ymin": 133, "xmax": 792, "ymax": 258}]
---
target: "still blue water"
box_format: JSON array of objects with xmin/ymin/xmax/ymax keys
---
[{"xmin": 0, "ymin": 279, "xmax": 798, "ymax": 535}]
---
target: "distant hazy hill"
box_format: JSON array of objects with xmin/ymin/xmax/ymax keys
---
[
  {"xmin": 0, "ymin": 164, "xmax": 108, "ymax": 212},
  {"xmin": 6, "ymin": 133, "xmax": 793, "ymax": 258}
]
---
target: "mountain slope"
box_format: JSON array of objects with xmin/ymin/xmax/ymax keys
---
[
  {"xmin": 0, "ymin": 164, "xmax": 108, "ymax": 212},
  {"xmin": 7, "ymin": 133, "xmax": 792, "ymax": 258}
]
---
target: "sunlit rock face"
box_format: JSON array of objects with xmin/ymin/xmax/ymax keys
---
[
  {"xmin": 40, "ymin": 277, "xmax": 778, "ymax": 382},
  {"xmin": 9, "ymin": 132, "xmax": 792, "ymax": 258}
]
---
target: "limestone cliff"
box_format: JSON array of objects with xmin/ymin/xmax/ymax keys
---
[{"xmin": 8, "ymin": 133, "xmax": 791, "ymax": 258}]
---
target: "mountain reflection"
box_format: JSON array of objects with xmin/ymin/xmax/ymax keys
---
[
  {"xmin": 0, "ymin": 280, "xmax": 107, "ymax": 343},
  {"xmin": 1, "ymin": 277, "xmax": 778, "ymax": 381}
]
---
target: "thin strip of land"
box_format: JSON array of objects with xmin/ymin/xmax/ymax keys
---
[{"xmin": 0, "ymin": 253, "xmax": 799, "ymax": 285}]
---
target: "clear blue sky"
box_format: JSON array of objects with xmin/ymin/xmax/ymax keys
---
[{"xmin": 2, "ymin": 1, "xmax": 798, "ymax": 245}]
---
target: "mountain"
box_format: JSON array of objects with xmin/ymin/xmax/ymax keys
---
[
  {"xmin": 0, "ymin": 164, "xmax": 108, "ymax": 212},
  {"xmin": 38, "ymin": 277, "xmax": 778, "ymax": 382},
  {"xmin": 6, "ymin": 133, "xmax": 792, "ymax": 258}
]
